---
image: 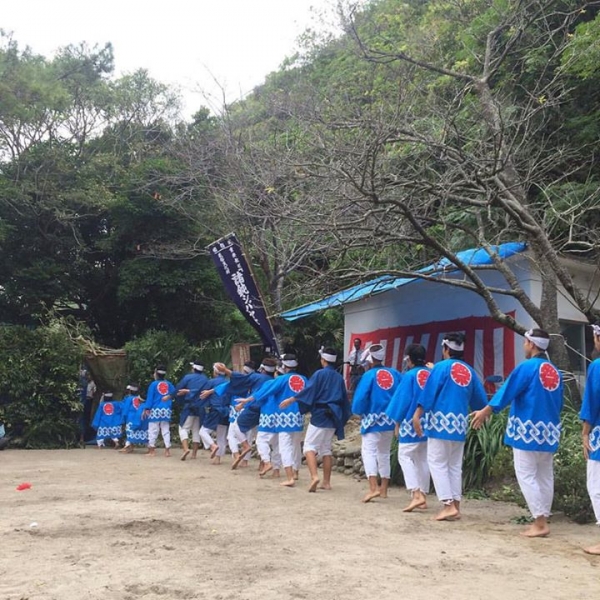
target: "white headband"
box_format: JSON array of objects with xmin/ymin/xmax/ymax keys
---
[
  {"xmin": 126, "ymin": 385, "xmax": 138, "ymax": 392},
  {"xmin": 190, "ymin": 363, "xmax": 205, "ymax": 372},
  {"xmin": 282, "ymin": 358, "xmax": 298, "ymax": 368},
  {"xmin": 592, "ymin": 324, "xmax": 600, "ymax": 337},
  {"xmin": 319, "ymin": 347, "xmax": 337, "ymax": 363},
  {"xmin": 156, "ymin": 369, "xmax": 166, "ymax": 375},
  {"xmin": 364, "ymin": 345, "xmax": 385, "ymax": 362},
  {"xmin": 260, "ymin": 364, "xmax": 276, "ymax": 373},
  {"xmin": 103, "ymin": 392, "xmax": 113, "ymax": 397},
  {"xmin": 442, "ymin": 338, "xmax": 464, "ymax": 352},
  {"xmin": 524, "ymin": 330, "xmax": 549, "ymax": 351},
  {"xmin": 242, "ymin": 365, "xmax": 255, "ymax": 374}
]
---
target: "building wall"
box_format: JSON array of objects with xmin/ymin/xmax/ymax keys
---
[{"xmin": 343, "ymin": 256, "xmax": 536, "ymax": 385}]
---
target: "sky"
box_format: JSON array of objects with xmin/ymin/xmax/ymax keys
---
[{"xmin": 3, "ymin": 0, "xmax": 338, "ymax": 117}]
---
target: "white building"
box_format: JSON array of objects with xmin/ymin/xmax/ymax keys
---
[{"xmin": 281, "ymin": 243, "xmax": 600, "ymax": 391}]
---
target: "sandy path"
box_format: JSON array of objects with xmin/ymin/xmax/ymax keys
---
[{"xmin": 1, "ymin": 448, "xmax": 598, "ymax": 600}]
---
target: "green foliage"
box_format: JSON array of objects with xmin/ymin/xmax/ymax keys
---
[
  {"xmin": 0, "ymin": 324, "xmax": 82, "ymax": 448},
  {"xmin": 553, "ymin": 401, "xmax": 593, "ymax": 523},
  {"xmin": 463, "ymin": 410, "xmax": 509, "ymax": 490},
  {"xmin": 124, "ymin": 330, "xmax": 195, "ymax": 389}
]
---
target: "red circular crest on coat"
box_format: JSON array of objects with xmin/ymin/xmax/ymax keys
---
[
  {"xmin": 376, "ymin": 369, "xmax": 394, "ymax": 390},
  {"xmin": 157, "ymin": 382, "xmax": 169, "ymax": 395},
  {"xmin": 103, "ymin": 402, "xmax": 114, "ymax": 416},
  {"xmin": 288, "ymin": 374, "xmax": 305, "ymax": 394},
  {"xmin": 450, "ymin": 362, "xmax": 472, "ymax": 387},
  {"xmin": 416, "ymin": 369, "xmax": 430, "ymax": 390},
  {"xmin": 539, "ymin": 363, "xmax": 560, "ymax": 391},
  {"xmin": 132, "ymin": 397, "xmax": 141, "ymax": 410}
]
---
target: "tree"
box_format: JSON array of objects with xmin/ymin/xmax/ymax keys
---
[{"xmin": 262, "ymin": 0, "xmax": 600, "ymax": 369}]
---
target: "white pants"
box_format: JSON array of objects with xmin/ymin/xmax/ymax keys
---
[
  {"xmin": 361, "ymin": 431, "xmax": 394, "ymax": 478},
  {"xmin": 179, "ymin": 416, "xmax": 200, "ymax": 443},
  {"xmin": 513, "ymin": 448, "xmax": 554, "ymax": 519},
  {"xmin": 256, "ymin": 431, "xmax": 282, "ymax": 468},
  {"xmin": 227, "ymin": 422, "xmax": 256, "ymax": 452},
  {"xmin": 200, "ymin": 424, "xmax": 228, "ymax": 456},
  {"xmin": 427, "ymin": 438, "xmax": 464, "ymax": 503},
  {"xmin": 148, "ymin": 421, "xmax": 171, "ymax": 448},
  {"xmin": 279, "ymin": 431, "xmax": 303, "ymax": 470},
  {"xmin": 96, "ymin": 438, "xmax": 119, "ymax": 447},
  {"xmin": 587, "ymin": 459, "xmax": 600, "ymax": 525},
  {"xmin": 398, "ymin": 441, "xmax": 430, "ymax": 494},
  {"xmin": 303, "ymin": 423, "xmax": 335, "ymax": 457}
]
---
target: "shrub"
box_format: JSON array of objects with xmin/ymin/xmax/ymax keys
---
[{"xmin": 0, "ymin": 324, "xmax": 82, "ymax": 448}]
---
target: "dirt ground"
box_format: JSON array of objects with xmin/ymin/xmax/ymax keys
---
[{"xmin": 1, "ymin": 448, "xmax": 599, "ymax": 600}]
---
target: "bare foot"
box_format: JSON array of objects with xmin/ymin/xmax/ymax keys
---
[
  {"xmin": 145, "ymin": 449, "xmax": 156, "ymax": 457},
  {"xmin": 293, "ymin": 470, "xmax": 299, "ymax": 481},
  {"xmin": 583, "ymin": 543, "xmax": 600, "ymax": 555},
  {"xmin": 211, "ymin": 456, "xmax": 221, "ymax": 465},
  {"xmin": 403, "ymin": 497, "xmax": 427, "ymax": 512},
  {"xmin": 181, "ymin": 449, "xmax": 191, "ymax": 461},
  {"xmin": 434, "ymin": 504, "xmax": 460, "ymax": 521},
  {"xmin": 209, "ymin": 445, "xmax": 219, "ymax": 459},
  {"xmin": 259, "ymin": 463, "xmax": 273, "ymax": 477},
  {"xmin": 164, "ymin": 449, "xmax": 171, "ymax": 457},
  {"xmin": 520, "ymin": 524, "xmax": 550, "ymax": 538},
  {"xmin": 119, "ymin": 446, "xmax": 133, "ymax": 454},
  {"xmin": 190, "ymin": 454, "xmax": 197, "ymax": 459},
  {"xmin": 319, "ymin": 483, "xmax": 332, "ymax": 491},
  {"xmin": 362, "ymin": 490, "xmax": 381, "ymax": 503},
  {"xmin": 280, "ymin": 479, "xmax": 295, "ymax": 487},
  {"xmin": 270, "ymin": 469, "xmax": 280, "ymax": 479},
  {"xmin": 308, "ymin": 477, "xmax": 320, "ymax": 493}
]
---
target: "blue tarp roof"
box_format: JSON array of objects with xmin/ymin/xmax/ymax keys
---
[{"xmin": 280, "ymin": 242, "xmax": 527, "ymax": 321}]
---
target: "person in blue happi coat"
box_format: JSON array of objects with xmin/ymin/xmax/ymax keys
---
[
  {"xmin": 385, "ymin": 343, "xmax": 432, "ymax": 512},
  {"xmin": 472, "ymin": 328, "xmax": 563, "ymax": 538},
  {"xmin": 172, "ymin": 360, "xmax": 210, "ymax": 461},
  {"xmin": 92, "ymin": 391, "xmax": 123, "ymax": 448},
  {"xmin": 143, "ymin": 365, "xmax": 175, "ymax": 457},
  {"xmin": 119, "ymin": 383, "xmax": 148, "ymax": 453},
  {"xmin": 352, "ymin": 343, "xmax": 401, "ymax": 503},
  {"xmin": 280, "ymin": 347, "xmax": 352, "ymax": 493},
  {"xmin": 414, "ymin": 332, "xmax": 487, "ymax": 521},
  {"xmin": 580, "ymin": 324, "xmax": 600, "ymax": 554}
]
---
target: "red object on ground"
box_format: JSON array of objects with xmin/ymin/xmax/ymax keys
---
[{"xmin": 16, "ymin": 482, "xmax": 32, "ymax": 491}]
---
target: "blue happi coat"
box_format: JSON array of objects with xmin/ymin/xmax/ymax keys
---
[
  {"xmin": 224, "ymin": 371, "xmax": 274, "ymax": 433},
  {"xmin": 92, "ymin": 398, "xmax": 123, "ymax": 441},
  {"xmin": 419, "ymin": 358, "xmax": 487, "ymax": 442},
  {"xmin": 253, "ymin": 372, "xmax": 307, "ymax": 433},
  {"xmin": 386, "ymin": 365, "xmax": 432, "ymax": 444},
  {"xmin": 175, "ymin": 372, "xmax": 210, "ymax": 426},
  {"xmin": 581, "ymin": 358, "xmax": 600, "ymax": 462},
  {"xmin": 145, "ymin": 379, "xmax": 176, "ymax": 422},
  {"xmin": 352, "ymin": 365, "xmax": 401, "ymax": 435},
  {"xmin": 489, "ymin": 355, "xmax": 563, "ymax": 453},
  {"xmin": 122, "ymin": 394, "xmax": 148, "ymax": 445},
  {"xmin": 293, "ymin": 365, "xmax": 351, "ymax": 440}
]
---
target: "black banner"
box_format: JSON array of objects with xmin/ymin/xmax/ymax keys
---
[{"xmin": 208, "ymin": 233, "xmax": 279, "ymax": 354}]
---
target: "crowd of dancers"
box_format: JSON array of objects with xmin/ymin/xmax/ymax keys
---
[{"xmin": 90, "ymin": 324, "xmax": 600, "ymax": 553}]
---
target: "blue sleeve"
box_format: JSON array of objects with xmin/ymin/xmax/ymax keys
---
[
  {"xmin": 227, "ymin": 372, "xmax": 254, "ymax": 395},
  {"xmin": 488, "ymin": 364, "xmax": 529, "ymax": 413},
  {"xmin": 351, "ymin": 371, "xmax": 373, "ymax": 415},
  {"xmin": 294, "ymin": 371, "xmax": 322, "ymax": 409},
  {"xmin": 386, "ymin": 373, "xmax": 412, "ymax": 423},
  {"xmin": 581, "ymin": 361, "xmax": 600, "ymax": 423},
  {"xmin": 214, "ymin": 382, "xmax": 229, "ymax": 397},
  {"xmin": 253, "ymin": 377, "xmax": 284, "ymax": 404},
  {"xmin": 418, "ymin": 365, "xmax": 444, "ymax": 411},
  {"xmin": 469, "ymin": 375, "xmax": 488, "ymax": 411}
]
